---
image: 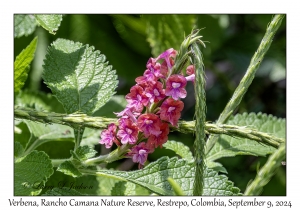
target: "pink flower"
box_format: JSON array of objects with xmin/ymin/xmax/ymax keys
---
[
  {"xmin": 155, "ymin": 48, "xmax": 177, "ymax": 69},
  {"xmin": 185, "ymin": 65, "xmax": 195, "ymax": 82},
  {"xmin": 127, "ymin": 142, "xmax": 152, "ymax": 168},
  {"xmin": 159, "ymin": 98, "xmax": 184, "ymax": 126},
  {"xmin": 137, "ymin": 113, "xmax": 162, "ymax": 137},
  {"xmin": 125, "ymin": 85, "xmax": 148, "ymax": 112},
  {"xmin": 117, "ymin": 119, "xmax": 139, "ymax": 145},
  {"xmin": 145, "ymin": 81, "xmax": 165, "ymax": 103},
  {"xmin": 99, "ymin": 123, "xmax": 118, "ymax": 148},
  {"xmin": 147, "ymin": 123, "xmax": 169, "ymax": 149},
  {"xmin": 114, "ymin": 107, "xmax": 139, "ymax": 123},
  {"xmin": 165, "ymin": 74, "xmax": 187, "ymax": 100},
  {"xmin": 160, "ymin": 57, "xmax": 175, "ymax": 78}
]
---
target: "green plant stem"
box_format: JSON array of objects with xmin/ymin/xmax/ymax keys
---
[
  {"xmin": 190, "ymin": 36, "xmax": 206, "ymax": 195},
  {"xmin": 244, "ymin": 143, "xmax": 286, "ymax": 195},
  {"xmin": 14, "ymin": 106, "xmax": 284, "ymax": 150},
  {"xmin": 205, "ymin": 14, "xmax": 285, "ymax": 155}
]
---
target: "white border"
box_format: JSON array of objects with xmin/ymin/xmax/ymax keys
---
[{"xmin": 2, "ymin": 0, "xmax": 299, "ymax": 209}]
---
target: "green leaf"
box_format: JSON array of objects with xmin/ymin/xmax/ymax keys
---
[
  {"xmin": 87, "ymin": 156, "xmax": 241, "ymax": 195},
  {"xmin": 14, "ymin": 37, "xmax": 38, "ymax": 94},
  {"xmin": 15, "ymin": 90, "xmax": 65, "ymax": 113},
  {"xmin": 80, "ymin": 128, "xmax": 102, "ymax": 147},
  {"xmin": 206, "ymin": 161, "xmax": 228, "ymax": 174},
  {"xmin": 111, "ymin": 181, "xmax": 150, "ymax": 196},
  {"xmin": 143, "ymin": 14, "xmax": 196, "ymax": 56},
  {"xmin": 57, "ymin": 161, "xmax": 82, "ymax": 178},
  {"xmin": 14, "ymin": 141, "xmax": 24, "ymax": 158},
  {"xmin": 163, "ymin": 140, "xmax": 194, "ymax": 162},
  {"xmin": 34, "ymin": 14, "xmax": 62, "ymax": 35},
  {"xmin": 203, "ymin": 167, "xmax": 241, "ymax": 196},
  {"xmin": 42, "ymin": 38, "xmax": 118, "ymax": 115},
  {"xmin": 207, "ymin": 113, "xmax": 285, "ymax": 162},
  {"xmin": 14, "ymin": 14, "xmax": 37, "ymax": 38},
  {"xmin": 43, "ymin": 187, "xmax": 85, "ymax": 195},
  {"xmin": 22, "ymin": 120, "xmax": 74, "ymax": 154},
  {"xmin": 72, "ymin": 145, "xmax": 97, "ymax": 161},
  {"xmin": 97, "ymin": 176, "xmax": 120, "ymax": 195},
  {"xmin": 14, "ymin": 151, "xmax": 53, "ymax": 195}
]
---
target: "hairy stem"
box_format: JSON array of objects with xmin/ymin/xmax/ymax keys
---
[
  {"xmin": 14, "ymin": 106, "xmax": 285, "ymax": 152},
  {"xmin": 244, "ymin": 143, "xmax": 286, "ymax": 195},
  {"xmin": 190, "ymin": 31, "xmax": 206, "ymax": 196},
  {"xmin": 205, "ymin": 14, "xmax": 285, "ymax": 155}
]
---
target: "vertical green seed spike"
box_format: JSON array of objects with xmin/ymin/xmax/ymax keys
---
[{"xmin": 189, "ymin": 33, "xmax": 206, "ymax": 196}]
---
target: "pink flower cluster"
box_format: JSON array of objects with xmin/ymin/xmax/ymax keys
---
[{"xmin": 100, "ymin": 48, "xmax": 195, "ymax": 168}]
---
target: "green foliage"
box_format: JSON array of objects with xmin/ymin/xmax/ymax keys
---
[
  {"xmin": 143, "ymin": 14, "xmax": 196, "ymax": 57},
  {"xmin": 163, "ymin": 140, "xmax": 193, "ymax": 162},
  {"xmin": 57, "ymin": 161, "xmax": 82, "ymax": 178},
  {"xmin": 86, "ymin": 157, "xmax": 241, "ymax": 196},
  {"xmin": 14, "ymin": 37, "xmax": 37, "ymax": 94},
  {"xmin": 13, "ymin": 14, "xmax": 286, "ymax": 196},
  {"xmin": 42, "ymin": 38, "xmax": 118, "ymax": 115},
  {"xmin": 14, "ymin": 151, "xmax": 53, "ymax": 195},
  {"xmin": 207, "ymin": 113, "xmax": 285, "ymax": 162},
  {"xmin": 34, "ymin": 14, "xmax": 63, "ymax": 35},
  {"xmin": 43, "ymin": 187, "xmax": 84, "ymax": 195},
  {"xmin": 14, "ymin": 15, "xmax": 37, "ymax": 38}
]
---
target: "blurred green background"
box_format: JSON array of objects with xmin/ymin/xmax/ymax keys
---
[{"xmin": 14, "ymin": 14, "xmax": 286, "ymax": 195}]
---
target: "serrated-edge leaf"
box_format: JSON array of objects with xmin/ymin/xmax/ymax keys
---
[
  {"xmin": 14, "ymin": 37, "xmax": 38, "ymax": 93},
  {"xmin": 14, "ymin": 14, "xmax": 37, "ymax": 38},
  {"xmin": 163, "ymin": 140, "xmax": 194, "ymax": 162},
  {"xmin": 73, "ymin": 145, "xmax": 97, "ymax": 161},
  {"xmin": 207, "ymin": 112, "xmax": 285, "ymax": 162},
  {"xmin": 57, "ymin": 161, "xmax": 82, "ymax": 178},
  {"xmin": 43, "ymin": 187, "xmax": 85, "ymax": 196},
  {"xmin": 206, "ymin": 161, "xmax": 228, "ymax": 174},
  {"xmin": 42, "ymin": 38, "xmax": 118, "ymax": 115},
  {"xmin": 35, "ymin": 14, "xmax": 62, "ymax": 35},
  {"xmin": 14, "ymin": 151, "xmax": 53, "ymax": 196},
  {"xmin": 86, "ymin": 156, "xmax": 241, "ymax": 196}
]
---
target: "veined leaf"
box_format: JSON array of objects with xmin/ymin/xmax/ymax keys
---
[
  {"xmin": 143, "ymin": 14, "xmax": 196, "ymax": 57},
  {"xmin": 207, "ymin": 112, "xmax": 285, "ymax": 162},
  {"xmin": 72, "ymin": 145, "xmax": 97, "ymax": 161},
  {"xmin": 35, "ymin": 14, "xmax": 62, "ymax": 35},
  {"xmin": 14, "ymin": 14, "xmax": 37, "ymax": 38},
  {"xmin": 57, "ymin": 161, "xmax": 82, "ymax": 178},
  {"xmin": 14, "ymin": 141, "xmax": 24, "ymax": 158},
  {"xmin": 42, "ymin": 38, "xmax": 118, "ymax": 115},
  {"xmin": 86, "ymin": 157, "xmax": 241, "ymax": 195},
  {"xmin": 97, "ymin": 176, "xmax": 120, "ymax": 195},
  {"xmin": 111, "ymin": 181, "xmax": 150, "ymax": 196},
  {"xmin": 163, "ymin": 140, "xmax": 194, "ymax": 162},
  {"xmin": 14, "ymin": 37, "xmax": 38, "ymax": 94},
  {"xmin": 14, "ymin": 151, "xmax": 53, "ymax": 195}
]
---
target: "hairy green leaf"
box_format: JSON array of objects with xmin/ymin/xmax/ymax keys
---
[
  {"xmin": 163, "ymin": 140, "xmax": 193, "ymax": 162},
  {"xmin": 42, "ymin": 38, "xmax": 118, "ymax": 115},
  {"xmin": 143, "ymin": 14, "xmax": 196, "ymax": 56},
  {"xmin": 97, "ymin": 176, "xmax": 120, "ymax": 195},
  {"xmin": 57, "ymin": 161, "xmax": 82, "ymax": 178},
  {"xmin": 14, "ymin": 151, "xmax": 53, "ymax": 195},
  {"xmin": 14, "ymin": 14, "xmax": 37, "ymax": 38},
  {"xmin": 206, "ymin": 161, "xmax": 228, "ymax": 174},
  {"xmin": 72, "ymin": 145, "xmax": 97, "ymax": 161},
  {"xmin": 85, "ymin": 157, "xmax": 240, "ymax": 195},
  {"xmin": 43, "ymin": 187, "xmax": 84, "ymax": 195},
  {"xmin": 35, "ymin": 14, "xmax": 63, "ymax": 35},
  {"xmin": 111, "ymin": 181, "xmax": 149, "ymax": 196},
  {"xmin": 207, "ymin": 113, "xmax": 285, "ymax": 162},
  {"xmin": 14, "ymin": 37, "xmax": 38, "ymax": 94}
]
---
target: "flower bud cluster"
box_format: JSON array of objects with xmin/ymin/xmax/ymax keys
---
[{"xmin": 100, "ymin": 48, "xmax": 195, "ymax": 168}]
